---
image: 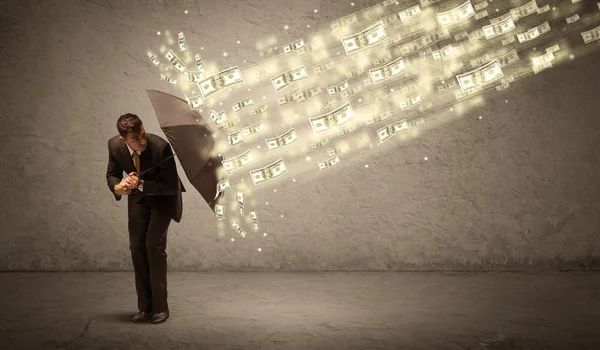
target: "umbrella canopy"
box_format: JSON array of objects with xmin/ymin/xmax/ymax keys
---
[{"xmin": 145, "ymin": 89, "xmax": 226, "ymax": 211}]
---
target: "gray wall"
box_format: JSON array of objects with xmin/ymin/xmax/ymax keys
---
[{"xmin": 1, "ymin": 0, "xmax": 599, "ymax": 271}]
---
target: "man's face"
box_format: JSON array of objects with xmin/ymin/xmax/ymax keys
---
[{"xmin": 121, "ymin": 124, "xmax": 147, "ymax": 151}]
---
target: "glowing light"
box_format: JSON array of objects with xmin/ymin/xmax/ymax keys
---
[
  {"xmin": 248, "ymin": 88, "xmax": 252, "ymax": 91},
  {"xmin": 157, "ymin": 31, "xmax": 161, "ymax": 35},
  {"xmin": 293, "ymin": 179, "xmax": 296, "ymax": 182},
  {"xmin": 258, "ymin": 248, "xmax": 262, "ymax": 252},
  {"xmin": 231, "ymin": 238, "xmax": 234, "ymax": 241},
  {"xmin": 223, "ymin": 52, "xmax": 228, "ymax": 57},
  {"xmin": 365, "ymin": 164, "xmax": 369, "ymax": 168},
  {"xmin": 424, "ymin": 157, "xmax": 428, "ymax": 161},
  {"xmin": 257, "ymin": 145, "xmax": 261, "ymax": 149},
  {"xmin": 237, "ymin": 40, "xmax": 241, "ymax": 44},
  {"xmin": 314, "ymin": 9, "xmax": 318, "ymax": 13},
  {"xmin": 284, "ymin": 25, "xmax": 289, "ymax": 30},
  {"xmin": 478, "ymin": 116, "xmax": 483, "ymax": 120},
  {"xmin": 266, "ymin": 202, "xmax": 268, "ymax": 205},
  {"xmin": 307, "ymin": 25, "xmax": 311, "ymax": 28},
  {"xmin": 201, "ymin": 46, "xmax": 204, "ymax": 50},
  {"xmin": 306, "ymin": 156, "xmax": 311, "ymax": 161},
  {"xmin": 505, "ymin": 99, "xmax": 508, "ymax": 103},
  {"xmin": 263, "ymin": 233, "xmax": 267, "ymax": 236},
  {"xmin": 358, "ymin": 98, "xmax": 362, "ymax": 102},
  {"xmin": 274, "ymin": 189, "xmax": 277, "ymax": 192},
  {"xmin": 281, "ymin": 214, "xmax": 284, "ymax": 217},
  {"xmin": 219, "ymin": 102, "xmax": 223, "ymax": 106},
  {"xmin": 351, "ymin": 2, "xmax": 355, "ymax": 5},
  {"xmin": 184, "ymin": 10, "xmax": 188, "ymax": 14}
]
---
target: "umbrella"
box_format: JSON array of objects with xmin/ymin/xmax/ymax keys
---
[{"xmin": 144, "ymin": 89, "xmax": 226, "ymax": 212}]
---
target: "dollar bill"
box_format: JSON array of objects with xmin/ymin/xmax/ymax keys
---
[
  {"xmin": 236, "ymin": 192, "xmax": 245, "ymax": 216},
  {"xmin": 259, "ymin": 46, "xmax": 276, "ymax": 57},
  {"xmin": 474, "ymin": 1, "xmax": 488, "ymax": 11},
  {"xmin": 432, "ymin": 45, "xmax": 452, "ymax": 59},
  {"xmin": 178, "ymin": 32, "xmax": 187, "ymax": 51},
  {"xmin": 373, "ymin": 53, "xmax": 392, "ymax": 66},
  {"xmin": 501, "ymin": 36, "xmax": 516, "ymax": 45},
  {"xmin": 566, "ymin": 14, "xmax": 580, "ymax": 24},
  {"xmin": 147, "ymin": 52, "xmax": 160, "ymax": 66},
  {"xmin": 398, "ymin": 5, "xmax": 421, "ymax": 21},
  {"xmin": 209, "ymin": 110, "xmax": 227, "ymax": 127},
  {"xmin": 232, "ymin": 98, "xmax": 254, "ymax": 113},
  {"xmin": 160, "ymin": 74, "xmax": 177, "ymax": 85},
  {"xmin": 313, "ymin": 60, "xmax": 335, "ymax": 74},
  {"xmin": 224, "ymin": 118, "xmax": 241, "ymax": 129},
  {"xmin": 330, "ymin": 13, "xmax": 360, "ymax": 33},
  {"xmin": 241, "ymin": 121, "xmax": 264, "ymax": 137},
  {"xmin": 272, "ymin": 66, "xmax": 309, "ymax": 92},
  {"xmin": 294, "ymin": 85, "xmax": 323, "ymax": 103},
  {"xmin": 183, "ymin": 94, "xmax": 204, "ymax": 110},
  {"xmin": 228, "ymin": 131, "xmax": 244, "ymax": 146},
  {"xmin": 456, "ymin": 59, "xmax": 504, "ymax": 92},
  {"xmin": 482, "ymin": 16, "xmax": 516, "ymax": 39},
  {"xmin": 327, "ymin": 80, "xmax": 349, "ymax": 95},
  {"xmin": 531, "ymin": 52, "xmax": 555, "ymax": 74},
  {"xmin": 222, "ymin": 150, "xmax": 253, "ymax": 174},
  {"xmin": 341, "ymin": 21, "xmax": 388, "ymax": 55},
  {"xmin": 495, "ymin": 49, "xmax": 520, "ymax": 67},
  {"xmin": 231, "ymin": 221, "xmax": 246, "ymax": 238},
  {"xmin": 184, "ymin": 71, "xmax": 204, "ymax": 84},
  {"xmin": 215, "ymin": 178, "xmax": 231, "ymax": 199},
  {"xmin": 276, "ymin": 90, "xmax": 298, "ymax": 106},
  {"xmin": 310, "ymin": 138, "xmax": 330, "ymax": 149},
  {"xmin": 199, "ymin": 66, "xmax": 244, "ymax": 98},
  {"xmin": 400, "ymin": 95, "xmax": 422, "ymax": 109},
  {"xmin": 309, "ymin": 102, "xmax": 354, "ymax": 134},
  {"xmin": 366, "ymin": 108, "xmax": 392, "ymax": 126},
  {"xmin": 489, "ymin": 12, "xmax": 512, "ymax": 25},
  {"xmin": 194, "ymin": 54, "xmax": 205, "ymax": 74},
  {"xmin": 165, "ymin": 49, "xmax": 187, "ymax": 74},
  {"xmin": 510, "ymin": 0, "xmax": 538, "ymax": 22},
  {"xmin": 318, "ymin": 155, "xmax": 340, "ymax": 170},
  {"xmin": 249, "ymin": 104, "xmax": 268, "ymax": 116},
  {"xmin": 546, "ymin": 44, "xmax": 560, "ymax": 54},
  {"xmin": 266, "ymin": 128, "xmax": 299, "ymax": 151},
  {"xmin": 420, "ymin": 0, "xmax": 441, "ymax": 7},
  {"xmin": 369, "ymin": 57, "xmax": 406, "ymax": 84},
  {"xmin": 340, "ymin": 86, "xmax": 362, "ymax": 99},
  {"xmin": 536, "ymin": 4, "xmax": 550, "ymax": 14},
  {"xmin": 249, "ymin": 211, "xmax": 259, "ymax": 230},
  {"xmin": 377, "ymin": 119, "xmax": 411, "ymax": 143},
  {"xmin": 215, "ymin": 204, "xmax": 225, "ymax": 221},
  {"xmin": 346, "ymin": 68, "xmax": 364, "ymax": 79},
  {"xmin": 249, "ymin": 158, "xmax": 288, "ymax": 185},
  {"xmin": 296, "ymin": 38, "xmax": 324, "ymax": 56},
  {"xmin": 283, "ymin": 39, "xmax": 305, "ymax": 55},
  {"xmin": 581, "ymin": 26, "xmax": 600, "ymax": 44},
  {"xmin": 468, "ymin": 29, "xmax": 485, "ymax": 42},
  {"xmin": 516, "ymin": 21, "xmax": 551, "ymax": 43},
  {"xmin": 436, "ymin": 1, "xmax": 475, "ymax": 27},
  {"xmin": 475, "ymin": 10, "xmax": 489, "ymax": 20}
]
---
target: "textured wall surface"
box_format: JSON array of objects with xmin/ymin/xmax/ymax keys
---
[{"xmin": 1, "ymin": 0, "xmax": 599, "ymax": 271}]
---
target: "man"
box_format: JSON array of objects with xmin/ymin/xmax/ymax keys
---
[{"xmin": 106, "ymin": 113, "xmax": 186, "ymax": 324}]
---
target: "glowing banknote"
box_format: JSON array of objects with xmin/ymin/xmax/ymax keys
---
[
  {"xmin": 215, "ymin": 178, "xmax": 231, "ymax": 199},
  {"xmin": 516, "ymin": 21, "xmax": 551, "ymax": 43},
  {"xmin": 377, "ymin": 119, "xmax": 411, "ymax": 143},
  {"xmin": 369, "ymin": 57, "xmax": 406, "ymax": 84},
  {"xmin": 184, "ymin": 94, "xmax": 204, "ymax": 110},
  {"xmin": 165, "ymin": 49, "xmax": 187, "ymax": 74},
  {"xmin": 510, "ymin": 0, "xmax": 538, "ymax": 22},
  {"xmin": 236, "ymin": 192, "xmax": 245, "ymax": 216},
  {"xmin": 215, "ymin": 204, "xmax": 225, "ymax": 221},
  {"xmin": 582, "ymin": 26, "xmax": 600, "ymax": 44},
  {"xmin": 309, "ymin": 102, "xmax": 354, "ymax": 134},
  {"xmin": 178, "ymin": 32, "xmax": 187, "ymax": 51},
  {"xmin": 327, "ymin": 80, "xmax": 349, "ymax": 95},
  {"xmin": 456, "ymin": 59, "xmax": 504, "ymax": 92},
  {"xmin": 209, "ymin": 110, "xmax": 227, "ymax": 127},
  {"xmin": 250, "ymin": 158, "xmax": 288, "ymax": 185},
  {"xmin": 283, "ymin": 39, "xmax": 305, "ymax": 55},
  {"xmin": 436, "ymin": 1, "xmax": 475, "ymax": 27},
  {"xmin": 398, "ymin": 5, "xmax": 421, "ymax": 21},
  {"xmin": 265, "ymin": 128, "xmax": 299, "ymax": 151},
  {"xmin": 228, "ymin": 131, "xmax": 243, "ymax": 146},
  {"xmin": 241, "ymin": 121, "xmax": 264, "ymax": 137},
  {"xmin": 249, "ymin": 211, "xmax": 259, "ymax": 230},
  {"xmin": 199, "ymin": 66, "xmax": 244, "ymax": 98},
  {"xmin": 482, "ymin": 16, "xmax": 515, "ymax": 39},
  {"xmin": 222, "ymin": 150, "xmax": 253, "ymax": 174},
  {"xmin": 231, "ymin": 221, "xmax": 246, "ymax": 238},
  {"xmin": 272, "ymin": 66, "xmax": 309, "ymax": 92},
  {"xmin": 341, "ymin": 21, "xmax": 388, "ymax": 55},
  {"xmin": 232, "ymin": 98, "xmax": 254, "ymax": 113},
  {"xmin": 318, "ymin": 155, "xmax": 340, "ymax": 170}
]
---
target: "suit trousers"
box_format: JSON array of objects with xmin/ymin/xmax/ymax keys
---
[{"xmin": 128, "ymin": 196, "xmax": 171, "ymax": 313}]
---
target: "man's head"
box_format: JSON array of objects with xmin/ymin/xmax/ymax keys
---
[{"xmin": 117, "ymin": 113, "xmax": 147, "ymax": 152}]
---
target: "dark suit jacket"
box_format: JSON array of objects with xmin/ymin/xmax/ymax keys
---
[{"xmin": 106, "ymin": 133, "xmax": 186, "ymax": 223}]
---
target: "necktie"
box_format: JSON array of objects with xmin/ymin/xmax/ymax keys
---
[{"xmin": 133, "ymin": 151, "xmax": 141, "ymax": 173}]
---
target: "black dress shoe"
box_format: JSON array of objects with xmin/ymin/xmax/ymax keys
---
[
  {"xmin": 149, "ymin": 311, "xmax": 169, "ymax": 324},
  {"xmin": 131, "ymin": 311, "xmax": 151, "ymax": 322}
]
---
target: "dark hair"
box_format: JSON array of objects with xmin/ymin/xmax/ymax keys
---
[{"xmin": 117, "ymin": 113, "xmax": 142, "ymax": 139}]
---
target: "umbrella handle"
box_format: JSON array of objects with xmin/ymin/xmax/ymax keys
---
[{"xmin": 137, "ymin": 152, "xmax": 177, "ymax": 177}]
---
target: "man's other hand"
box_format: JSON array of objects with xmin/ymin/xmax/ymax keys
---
[{"xmin": 125, "ymin": 172, "xmax": 140, "ymax": 188}]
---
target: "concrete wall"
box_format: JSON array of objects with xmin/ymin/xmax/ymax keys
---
[{"xmin": 1, "ymin": 0, "xmax": 599, "ymax": 271}]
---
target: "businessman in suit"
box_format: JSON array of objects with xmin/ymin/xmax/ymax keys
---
[{"xmin": 106, "ymin": 113, "xmax": 186, "ymax": 324}]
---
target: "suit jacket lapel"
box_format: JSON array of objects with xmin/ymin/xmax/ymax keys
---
[{"xmin": 119, "ymin": 142, "xmax": 136, "ymax": 174}]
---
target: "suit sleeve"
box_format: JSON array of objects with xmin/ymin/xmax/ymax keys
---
[
  {"xmin": 106, "ymin": 140, "xmax": 123, "ymax": 201},
  {"xmin": 142, "ymin": 143, "xmax": 180, "ymax": 196}
]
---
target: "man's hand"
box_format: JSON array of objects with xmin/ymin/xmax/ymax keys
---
[
  {"xmin": 125, "ymin": 172, "xmax": 140, "ymax": 189},
  {"xmin": 115, "ymin": 179, "xmax": 133, "ymax": 195}
]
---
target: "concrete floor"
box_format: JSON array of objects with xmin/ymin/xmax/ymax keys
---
[{"xmin": 0, "ymin": 272, "xmax": 598, "ymax": 349}]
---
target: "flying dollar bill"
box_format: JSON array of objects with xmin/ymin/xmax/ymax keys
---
[
  {"xmin": 236, "ymin": 192, "xmax": 245, "ymax": 216},
  {"xmin": 510, "ymin": 0, "xmax": 538, "ymax": 22},
  {"xmin": 249, "ymin": 104, "xmax": 268, "ymax": 116},
  {"xmin": 241, "ymin": 121, "xmax": 264, "ymax": 137},
  {"xmin": 231, "ymin": 221, "xmax": 246, "ymax": 238},
  {"xmin": 147, "ymin": 52, "xmax": 160, "ymax": 66},
  {"xmin": 249, "ymin": 211, "xmax": 259, "ymax": 230},
  {"xmin": 215, "ymin": 178, "xmax": 231, "ymax": 199},
  {"xmin": 209, "ymin": 110, "xmax": 227, "ymax": 127},
  {"xmin": 482, "ymin": 16, "xmax": 515, "ymax": 39},
  {"xmin": 369, "ymin": 57, "xmax": 406, "ymax": 84},
  {"xmin": 194, "ymin": 54, "xmax": 205, "ymax": 74},
  {"xmin": 327, "ymin": 80, "xmax": 349, "ymax": 95},
  {"xmin": 222, "ymin": 150, "xmax": 253, "ymax": 174},
  {"xmin": 314, "ymin": 60, "xmax": 335, "ymax": 74},
  {"xmin": 495, "ymin": 49, "xmax": 520, "ymax": 67},
  {"xmin": 531, "ymin": 52, "xmax": 555, "ymax": 74},
  {"xmin": 184, "ymin": 71, "xmax": 204, "ymax": 84},
  {"xmin": 582, "ymin": 26, "xmax": 600, "ymax": 44},
  {"xmin": 165, "ymin": 49, "xmax": 187, "ymax": 74},
  {"xmin": 199, "ymin": 66, "xmax": 244, "ymax": 99},
  {"xmin": 215, "ymin": 204, "xmax": 225, "ymax": 221},
  {"xmin": 341, "ymin": 21, "xmax": 388, "ymax": 55},
  {"xmin": 271, "ymin": 66, "xmax": 309, "ymax": 92},
  {"xmin": 184, "ymin": 94, "xmax": 204, "ymax": 110},
  {"xmin": 436, "ymin": 1, "xmax": 475, "ymax": 27},
  {"xmin": 232, "ymin": 98, "xmax": 254, "ymax": 113},
  {"xmin": 283, "ymin": 39, "xmax": 305, "ymax": 55},
  {"xmin": 295, "ymin": 85, "xmax": 323, "ymax": 103},
  {"xmin": 228, "ymin": 131, "xmax": 244, "ymax": 146},
  {"xmin": 377, "ymin": 119, "xmax": 412, "ymax": 143},
  {"xmin": 310, "ymin": 138, "xmax": 330, "ymax": 149},
  {"xmin": 516, "ymin": 21, "xmax": 551, "ymax": 43},
  {"xmin": 178, "ymin": 32, "xmax": 187, "ymax": 51},
  {"xmin": 398, "ymin": 5, "xmax": 421, "ymax": 21},
  {"xmin": 276, "ymin": 90, "xmax": 297, "ymax": 106},
  {"xmin": 400, "ymin": 95, "xmax": 422, "ymax": 109},
  {"xmin": 432, "ymin": 45, "xmax": 452, "ymax": 59},
  {"xmin": 160, "ymin": 74, "xmax": 177, "ymax": 85},
  {"xmin": 309, "ymin": 102, "xmax": 354, "ymax": 134},
  {"xmin": 265, "ymin": 128, "xmax": 299, "ymax": 151},
  {"xmin": 566, "ymin": 14, "xmax": 580, "ymax": 24},
  {"xmin": 456, "ymin": 59, "xmax": 504, "ymax": 92},
  {"xmin": 330, "ymin": 13, "xmax": 360, "ymax": 33},
  {"xmin": 249, "ymin": 158, "xmax": 288, "ymax": 185},
  {"xmin": 474, "ymin": 1, "xmax": 488, "ymax": 11},
  {"xmin": 318, "ymin": 155, "xmax": 340, "ymax": 170},
  {"xmin": 365, "ymin": 108, "xmax": 392, "ymax": 126}
]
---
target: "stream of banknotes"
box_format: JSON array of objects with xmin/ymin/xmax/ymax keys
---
[{"xmin": 148, "ymin": 0, "xmax": 600, "ymax": 239}]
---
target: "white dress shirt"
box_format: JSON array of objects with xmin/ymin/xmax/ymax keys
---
[{"xmin": 126, "ymin": 144, "xmax": 143, "ymax": 191}]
